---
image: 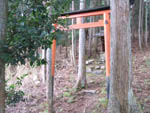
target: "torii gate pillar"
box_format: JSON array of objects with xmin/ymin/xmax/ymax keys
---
[{"xmin": 104, "ymin": 12, "xmax": 110, "ymax": 99}]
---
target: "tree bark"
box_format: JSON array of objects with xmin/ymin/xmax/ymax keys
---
[
  {"xmin": 46, "ymin": 48, "xmax": 55, "ymax": 113},
  {"xmin": 0, "ymin": 61, "xmax": 5, "ymax": 113},
  {"xmin": 75, "ymin": 0, "xmax": 87, "ymax": 89},
  {"xmin": 42, "ymin": 49, "xmax": 47, "ymax": 83},
  {"xmin": 88, "ymin": 22, "xmax": 93, "ymax": 57},
  {"xmin": 88, "ymin": 0, "xmax": 95, "ymax": 57},
  {"xmin": 65, "ymin": 31, "xmax": 68, "ymax": 58},
  {"xmin": 91, "ymin": 0, "xmax": 99, "ymax": 58},
  {"xmin": 71, "ymin": 0, "xmax": 77, "ymax": 69},
  {"xmin": 46, "ymin": 3, "xmax": 55, "ymax": 112},
  {"xmin": 131, "ymin": 0, "xmax": 140, "ymax": 41},
  {"xmin": 138, "ymin": 0, "xmax": 144, "ymax": 50},
  {"xmin": 144, "ymin": 1, "xmax": 148, "ymax": 47},
  {"xmin": 108, "ymin": 0, "xmax": 142, "ymax": 113},
  {"xmin": 0, "ymin": 0, "xmax": 7, "ymax": 113},
  {"xmin": 106, "ymin": 0, "xmax": 110, "ymax": 5},
  {"xmin": 141, "ymin": 0, "xmax": 144, "ymax": 44}
]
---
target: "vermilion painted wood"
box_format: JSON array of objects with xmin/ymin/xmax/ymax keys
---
[
  {"xmin": 69, "ymin": 20, "xmax": 104, "ymax": 30},
  {"xmin": 57, "ymin": 20, "xmax": 104, "ymax": 30},
  {"xmin": 51, "ymin": 39, "xmax": 56, "ymax": 76},
  {"xmin": 104, "ymin": 12, "xmax": 110, "ymax": 77},
  {"xmin": 51, "ymin": 24, "xmax": 57, "ymax": 76},
  {"xmin": 61, "ymin": 10, "xmax": 110, "ymax": 19}
]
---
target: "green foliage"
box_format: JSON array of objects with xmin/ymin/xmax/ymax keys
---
[
  {"xmin": 144, "ymin": 79, "xmax": 150, "ymax": 85},
  {"xmin": 62, "ymin": 88, "xmax": 76, "ymax": 103},
  {"xmin": 6, "ymin": 74, "xmax": 28, "ymax": 105},
  {"xmin": 67, "ymin": 96, "xmax": 76, "ymax": 103},
  {"xmin": 0, "ymin": 0, "xmax": 71, "ymax": 66},
  {"xmin": 63, "ymin": 91, "xmax": 71, "ymax": 97},
  {"xmin": 145, "ymin": 58, "xmax": 150, "ymax": 67},
  {"xmin": 41, "ymin": 110, "xmax": 49, "ymax": 113},
  {"xmin": 99, "ymin": 97, "xmax": 108, "ymax": 108},
  {"xmin": 100, "ymin": 88, "xmax": 107, "ymax": 95}
]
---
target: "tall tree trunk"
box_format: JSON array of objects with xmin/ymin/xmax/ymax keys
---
[
  {"xmin": 0, "ymin": 0, "xmax": 7, "ymax": 113},
  {"xmin": 46, "ymin": 48, "xmax": 55, "ymax": 113},
  {"xmin": 88, "ymin": 0, "xmax": 95, "ymax": 57},
  {"xmin": 138, "ymin": 0, "xmax": 144, "ymax": 50},
  {"xmin": 71, "ymin": 0, "xmax": 77, "ymax": 69},
  {"xmin": 141, "ymin": 0, "xmax": 144, "ymax": 44},
  {"xmin": 46, "ymin": 3, "xmax": 55, "ymax": 113},
  {"xmin": 91, "ymin": 0, "xmax": 99, "ymax": 58},
  {"xmin": 42, "ymin": 49, "xmax": 47, "ymax": 83},
  {"xmin": 58, "ymin": 45, "xmax": 62, "ymax": 54},
  {"xmin": 0, "ymin": 62, "xmax": 5, "ymax": 113},
  {"xmin": 108, "ymin": 0, "xmax": 142, "ymax": 113},
  {"xmin": 145, "ymin": 1, "xmax": 148, "ymax": 47},
  {"xmin": 105, "ymin": 0, "xmax": 110, "ymax": 5},
  {"xmin": 131, "ymin": 0, "xmax": 140, "ymax": 41},
  {"xmin": 47, "ymin": 39, "xmax": 57, "ymax": 113},
  {"xmin": 88, "ymin": 21, "xmax": 93, "ymax": 57},
  {"xmin": 92, "ymin": 24, "xmax": 97, "ymax": 57},
  {"xmin": 65, "ymin": 31, "xmax": 68, "ymax": 58},
  {"xmin": 75, "ymin": 0, "xmax": 87, "ymax": 89}
]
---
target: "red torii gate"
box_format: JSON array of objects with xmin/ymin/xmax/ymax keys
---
[{"xmin": 50, "ymin": 6, "xmax": 110, "ymax": 108}]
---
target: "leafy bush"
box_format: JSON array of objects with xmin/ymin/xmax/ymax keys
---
[
  {"xmin": 6, "ymin": 87, "xmax": 25, "ymax": 106},
  {"xmin": 0, "ymin": 0, "xmax": 71, "ymax": 66},
  {"xmin": 6, "ymin": 74, "xmax": 28, "ymax": 106}
]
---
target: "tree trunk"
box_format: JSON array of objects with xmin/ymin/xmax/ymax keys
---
[
  {"xmin": 0, "ymin": 61, "xmax": 5, "ymax": 113},
  {"xmin": 58, "ymin": 45, "xmax": 62, "ymax": 54},
  {"xmin": 46, "ymin": 48, "xmax": 55, "ymax": 113},
  {"xmin": 46, "ymin": 4, "xmax": 56, "ymax": 112},
  {"xmin": 88, "ymin": 23, "xmax": 93, "ymax": 57},
  {"xmin": 65, "ymin": 31, "xmax": 68, "ymax": 58},
  {"xmin": 131, "ymin": 0, "xmax": 140, "ymax": 41},
  {"xmin": 47, "ymin": 39, "xmax": 57, "ymax": 113},
  {"xmin": 138, "ymin": 0, "xmax": 144, "ymax": 50},
  {"xmin": 88, "ymin": 0, "xmax": 95, "ymax": 57},
  {"xmin": 0, "ymin": 0, "xmax": 7, "ymax": 113},
  {"xmin": 75, "ymin": 36, "xmax": 78, "ymax": 59},
  {"xmin": 92, "ymin": 25, "xmax": 97, "ymax": 58},
  {"xmin": 106, "ymin": 0, "xmax": 110, "ymax": 5},
  {"xmin": 108, "ymin": 0, "xmax": 142, "ymax": 113},
  {"xmin": 141, "ymin": 0, "xmax": 144, "ymax": 44},
  {"xmin": 91, "ymin": 0, "xmax": 99, "ymax": 58},
  {"xmin": 71, "ymin": 0, "xmax": 77, "ymax": 69},
  {"xmin": 144, "ymin": 1, "xmax": 148, "ymax": 47},
  {"xmin": 75, "ymin": 0, "xmax": 87, "ymax": 89},
  {"xmin": 42, "ymin": 49, "xmax": 47, "ymax": 83}
]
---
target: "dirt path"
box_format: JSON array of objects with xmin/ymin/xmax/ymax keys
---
[
  {"xmin": 6, "ymin": 47, "xmax": 150, "ymax": 113},
  {"xmin": 132, "ymin": 48, "xmax": 150, "ymax": 113}
]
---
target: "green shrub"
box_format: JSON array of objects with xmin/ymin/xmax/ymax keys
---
[{"xmin": 6, "ymin": 74, "xmax": 28, "ymax": 106}]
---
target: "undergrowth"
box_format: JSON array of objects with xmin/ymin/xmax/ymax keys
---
[{"xmin": 5, "ymin": 74, "xmax": 28, "ymax": 106}]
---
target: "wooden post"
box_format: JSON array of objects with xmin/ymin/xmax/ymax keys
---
[{"xmin": 104, "ymin": 12, "xmax": 110, "ymax": 99}]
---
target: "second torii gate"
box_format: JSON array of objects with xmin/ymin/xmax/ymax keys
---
[{"xmin": 51, "ymin": 6, "xmax": 111, "ymax": 105}]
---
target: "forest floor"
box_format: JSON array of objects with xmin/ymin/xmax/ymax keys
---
[{"xmin": 6, "ymin": 45, "xmax": 150, "ymax": 113}]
